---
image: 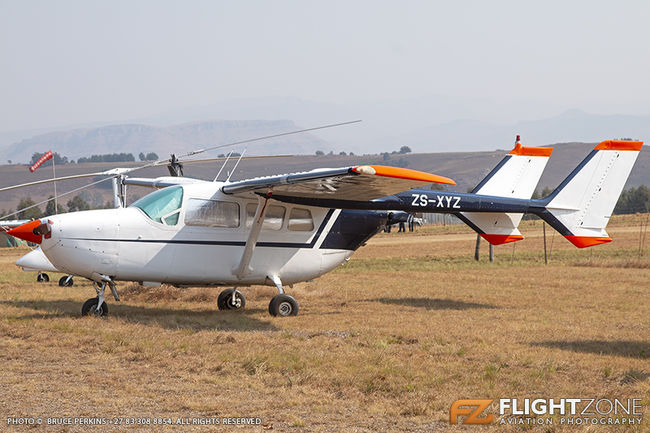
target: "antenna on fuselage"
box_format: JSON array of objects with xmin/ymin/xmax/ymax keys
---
[
  {"xmin": 213, "ymin": 151, "xmax": 233, "ymax": 182},
  {"xmin": 226, "ymin": 149, "xmax": 247, "ymax": 183}
]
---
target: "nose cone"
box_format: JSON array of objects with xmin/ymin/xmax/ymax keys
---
[{"xmin": 7, "ymin": 220, "xmax": 45, "ymax": 244}]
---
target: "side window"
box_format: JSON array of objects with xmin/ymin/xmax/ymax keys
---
[
  {"xmin": 288, "ymin": 208, "xmax": 314, "ymax": 231},
  {"xmin": 185, "ymin": 199, "xmax": 240, "ymax": 228},
  {"xmin": 246, "ymin": 203, "xmax": 285, "ymax": 230}
]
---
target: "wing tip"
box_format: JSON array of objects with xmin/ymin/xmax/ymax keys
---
[{"xmin": 352, "ymin": 165, "xmax": 456, "ymax": 185}]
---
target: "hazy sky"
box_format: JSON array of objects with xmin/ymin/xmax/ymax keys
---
[{"xmin": 2, "ymin": 0, "xmax": 650, "ymax": 132}]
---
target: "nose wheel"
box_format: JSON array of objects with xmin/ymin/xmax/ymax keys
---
[
  {"xmin": 81, "ymin": 297, "xmax": 108, "ymax": 317},
  {"xmin": 81, "ymin": 278, "xmax": 119, "ymax": 317},
  {"xmin": 217, "ymin": 288, "xmax": 246, "ymax": 311}
]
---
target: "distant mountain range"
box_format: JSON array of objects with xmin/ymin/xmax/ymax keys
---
[
  {"xmin": 2, "ymin": 119, "xmax": 331, "ymax": 163},
  {"xmin": 377, "ymin": 109, "xmax": 650, "ymax": 153},
  {"xmin": 1, "ymin": 95, "xmax": 650, "ymax": 163}
]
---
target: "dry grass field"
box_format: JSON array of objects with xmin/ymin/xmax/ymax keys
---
[{"xmin": 0, "ymin": 215, "xmax": 648, "ymax": 432}]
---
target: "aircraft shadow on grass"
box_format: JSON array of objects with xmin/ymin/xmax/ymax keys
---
[
  {"xmin": 530, "ymin": 340, "xmax": 650, "ymax": 360},
  {"xmin": 0, "ymin": 299, "xmax": 278, "ymax": 332},
  {"xmin": 374, "ymin": 297, "xmax": 498, "ymax": 310}
]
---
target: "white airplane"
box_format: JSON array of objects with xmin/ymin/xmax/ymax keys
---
[{"xmin": 4, "ymin": 139, "xmax": 642, "ymax": 317}]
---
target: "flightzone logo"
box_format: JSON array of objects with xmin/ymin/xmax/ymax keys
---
[{"xmin": 450, "ymin": 398, "xmax": 644, "ymax": 426}]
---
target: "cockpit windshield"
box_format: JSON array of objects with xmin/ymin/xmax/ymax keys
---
[{"xmin": 130, "ymin": 186, "xmax": 184, "ymax": 225}]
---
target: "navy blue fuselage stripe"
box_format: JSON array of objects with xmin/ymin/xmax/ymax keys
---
[
  {"xmin": 536, "ymin": 210, "xmax": 574, "ymax": 236},
  {"xmin": 271, "ymin": 191, "xmax": 533, "ymax": 213},
  {"xmin": 320, "ymin": 209, "xmax": 389, "ymax": 250},
  {"xmin": 471, "ymin": 155, "xmax": 511, "ymax": 193}
]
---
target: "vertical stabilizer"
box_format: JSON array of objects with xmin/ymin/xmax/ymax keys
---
[
  {"xmin": 460, "ymin": 140, "xmax": 553, "ymax": 245},
  {"xmin": 538, "ymin": 140, "xmax": 642, "ymax": 247}
]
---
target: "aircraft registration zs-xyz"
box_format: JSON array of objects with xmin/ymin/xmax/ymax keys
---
[{"xmin": 6, "ymin": 138, "xmax": 643, "ymax": 317}]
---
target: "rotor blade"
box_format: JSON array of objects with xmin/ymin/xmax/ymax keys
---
[
  {"xmin": 179, "ymin": 120, "xmax": 361, "ymax": 158},
  {"xmin": 171, "ymin": 154, "xmax": 295, "ymax": 165},
  {"xmin": 0, "ymin": 168, "xmax": 130, "ymax": 193},
  {"xmin": 2, "ymin": 175, "xmax": 116, "ymax": 220},
  {"xmin": 125, "ymin": 120, "xmax": 362, "ymax": 174}
]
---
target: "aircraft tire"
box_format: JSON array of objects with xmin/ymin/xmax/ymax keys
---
[
  {"xmin": 59, "ymin": 276, "xmax": 74, "ymax": 287},
  {"xmin": 217, "ymin": 288, "xmax": 246, "ymax": 311},
  {"xmin": 268, "ymin": 294, "xmax": 299, "ymax": 317},
  {"xmin": 37, "ymin": 273, "xmax": 49, "ymax": 282},
  {"xmin": 81, "ymin": 297, "xmax": 108, "ymax": 317}
]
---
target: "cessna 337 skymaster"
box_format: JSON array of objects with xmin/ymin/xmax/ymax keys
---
[{"xmin": 4, "ymin": 137, "xmax": 643, "ymax": 317}]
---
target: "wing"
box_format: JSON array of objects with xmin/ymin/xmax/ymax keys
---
[{"xmin": 222, "ymin": 165, "xmax": 455, "ymax": 200}]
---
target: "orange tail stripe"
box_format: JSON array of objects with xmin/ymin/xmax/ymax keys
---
[
  {"xmin": 594, "ymin": 140, "xmax": 643, "ymax": 151},
  {"xmin": 508, "ymin": 145, "xmax": 553, "ymax": 157},
  {"xmin": 480, "ymin": 234, "xmax": 524, "ymax": 245},
  {"xmin": 564, "ymin": 236, "xmax": 612, "ymax": 248}
]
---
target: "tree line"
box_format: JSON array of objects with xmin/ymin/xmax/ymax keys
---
[
  {"xmin": 28, "ymin": 151, "xmax": 159, "ymax": 165},
  {"xmin": 1, "ymin": 195, "xmax": 112, "ymax": 220}
]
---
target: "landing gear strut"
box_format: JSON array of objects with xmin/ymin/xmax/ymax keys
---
[
  {"xmin": 82, "ymin": 279, "xmax": 120, "ymax": 317},
  {"xmin": 217, "ymin": 288, "xmax": 246, "ymax": 311},
  {"xmin": 267, "ymin": 275, "xmax": 299, "ymax": 317}
]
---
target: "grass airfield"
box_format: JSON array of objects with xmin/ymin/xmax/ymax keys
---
[{"xmin": 0, "ymin": 216, "xmax": 648, "ymax": 432}]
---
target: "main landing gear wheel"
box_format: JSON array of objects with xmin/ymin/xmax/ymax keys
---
[
  {"xmin": 59, "ymin": 276, "xmax": 74, "ymax": 287},
  {"xmin": 36, "ymin": 273, "xmax": 49, "ymax": 282},
  {"xmin": 81, "ymin": 297, "xmax": 108, "ymax": 317},
  {"xmin": 268, "ymin": 294, "xmax": 299, "ymax": 317},
  {"xmin": 217, "ymin": 288, "xmax": 246, "ymax": 311}
]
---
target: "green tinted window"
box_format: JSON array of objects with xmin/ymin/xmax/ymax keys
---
[{"xmin": 131, "ymin": 186, "xmax": 183, "ymax": 225}]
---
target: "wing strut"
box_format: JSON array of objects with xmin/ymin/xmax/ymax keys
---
[{"xmin": 232, "ymin": 195, "xmax": 270, "ymax": 279}]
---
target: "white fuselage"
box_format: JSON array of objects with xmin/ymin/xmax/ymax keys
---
[{"xmin": 38, "ymin": 182, "xmax": 359, "ymax": 287}]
